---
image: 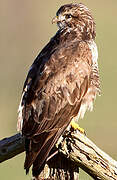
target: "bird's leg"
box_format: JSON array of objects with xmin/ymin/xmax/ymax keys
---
[{"xmin": 70, "ymin": 119, "xmax": 85, "ymax": 134}]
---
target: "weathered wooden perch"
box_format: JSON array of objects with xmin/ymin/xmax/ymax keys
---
[{"xmin": 0, "ymin": 131, "xmax": 117, "ymax": 180}]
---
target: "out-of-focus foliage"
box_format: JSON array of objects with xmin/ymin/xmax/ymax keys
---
[{"xmin": 0, "ymin": 0, "xmax": 117, "ymax": 179}]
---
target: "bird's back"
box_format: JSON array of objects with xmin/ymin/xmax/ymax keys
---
[{"xmin": 17, "ymin": 3, "xmax": 100, "ymax": 178}]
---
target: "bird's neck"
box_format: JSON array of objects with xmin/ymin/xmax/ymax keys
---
[{"xmin": 59, "ymin": 27, "xmax": 95, "ymax": 42}]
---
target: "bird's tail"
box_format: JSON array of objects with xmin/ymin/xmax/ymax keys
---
[{"xmin": 24, "ymin": 127, "xmax": 65, "ymax": 178}]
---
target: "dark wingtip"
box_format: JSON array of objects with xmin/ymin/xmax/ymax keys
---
[{"xmin": 25, "ymin": 168, "xmax": 29, "ymax": 175}]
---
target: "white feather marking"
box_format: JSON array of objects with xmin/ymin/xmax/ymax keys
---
[
  {"xmin": 17, "ymin": 91, "xmax": 25, "ymax": 132},
  {"xmin": 31, "ymin": 101, "xmax": 36, "ymax": 110},
  {"xmin": 88, "ymin": 40, "xmax": 98, "ymax": 65},
  {"xmin": 77, "ymin": 100, "xmax": 93, "ymax": 120},
  {"xmin": 78, "ymin": 103, "xmax": 87, "ymax": 119}
]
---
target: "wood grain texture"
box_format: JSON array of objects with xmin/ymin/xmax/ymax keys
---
[
  {"xmin": 0, "ymin": 133, "xmax": 25, "ymax": 163},
  {"xmin": 0, "ymin": 131, "xmax": 117, "ymax": 180}
]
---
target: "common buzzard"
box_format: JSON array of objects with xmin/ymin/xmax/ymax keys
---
[{"xmin": 17, "ymin": 3, "xmax": 100, "ymax": 178}]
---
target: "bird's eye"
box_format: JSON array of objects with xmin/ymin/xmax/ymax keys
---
[{"xmin": 65, "ymin": 14, "xmax": 72, "ymax": 19}]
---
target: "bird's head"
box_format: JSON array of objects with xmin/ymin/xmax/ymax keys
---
[{"xmin": 52, "ymin": 3, "xmax": 96, "ymax": 40}]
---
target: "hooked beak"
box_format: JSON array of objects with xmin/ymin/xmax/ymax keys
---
[{"xmin": 52, "ymin": 16, "xmax": 59, "ymax": 24}]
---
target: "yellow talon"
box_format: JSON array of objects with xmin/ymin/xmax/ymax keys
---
[{"xmin": 70, "ymin": 120, "xmax": 85, "ymax": 134}]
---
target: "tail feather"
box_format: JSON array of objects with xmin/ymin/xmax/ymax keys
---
[
  {"xmin": 32, "ymin": 134, "xmax": 57, "ymax": 176},
  {"xmin": 24, "ymin": 127, "xmax": 65, "ymax": 176},
  {"xmin": 24, "ymin": 131, "xmax": 54, "ymax": 172}
]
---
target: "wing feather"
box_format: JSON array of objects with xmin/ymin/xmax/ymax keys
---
[{"xmin": 17, "ymin": 35, "xmax": 92, "ymax": 174}]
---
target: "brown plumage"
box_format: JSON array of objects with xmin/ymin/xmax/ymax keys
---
[{"xmin": 17, "ymin": 3, "xmax": 100, "ymax": 178}]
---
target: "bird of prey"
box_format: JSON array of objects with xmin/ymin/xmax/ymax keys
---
[{"xmin": 17, "ymin": 3, "xmax": 100, "ymax": 178}]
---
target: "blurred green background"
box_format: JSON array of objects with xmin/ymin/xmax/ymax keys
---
[{"xmin": 0, "ymin": 0, "xmax": 117, "ymax": 179}]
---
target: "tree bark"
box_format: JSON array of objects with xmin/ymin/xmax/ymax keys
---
[
  {"xmin": 0, "ymin": 133, "xmax": 25, "ymax": 163},
  {"xmin": 0, "ymin": 131, "xmax": 117, "ymax": 180}
]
